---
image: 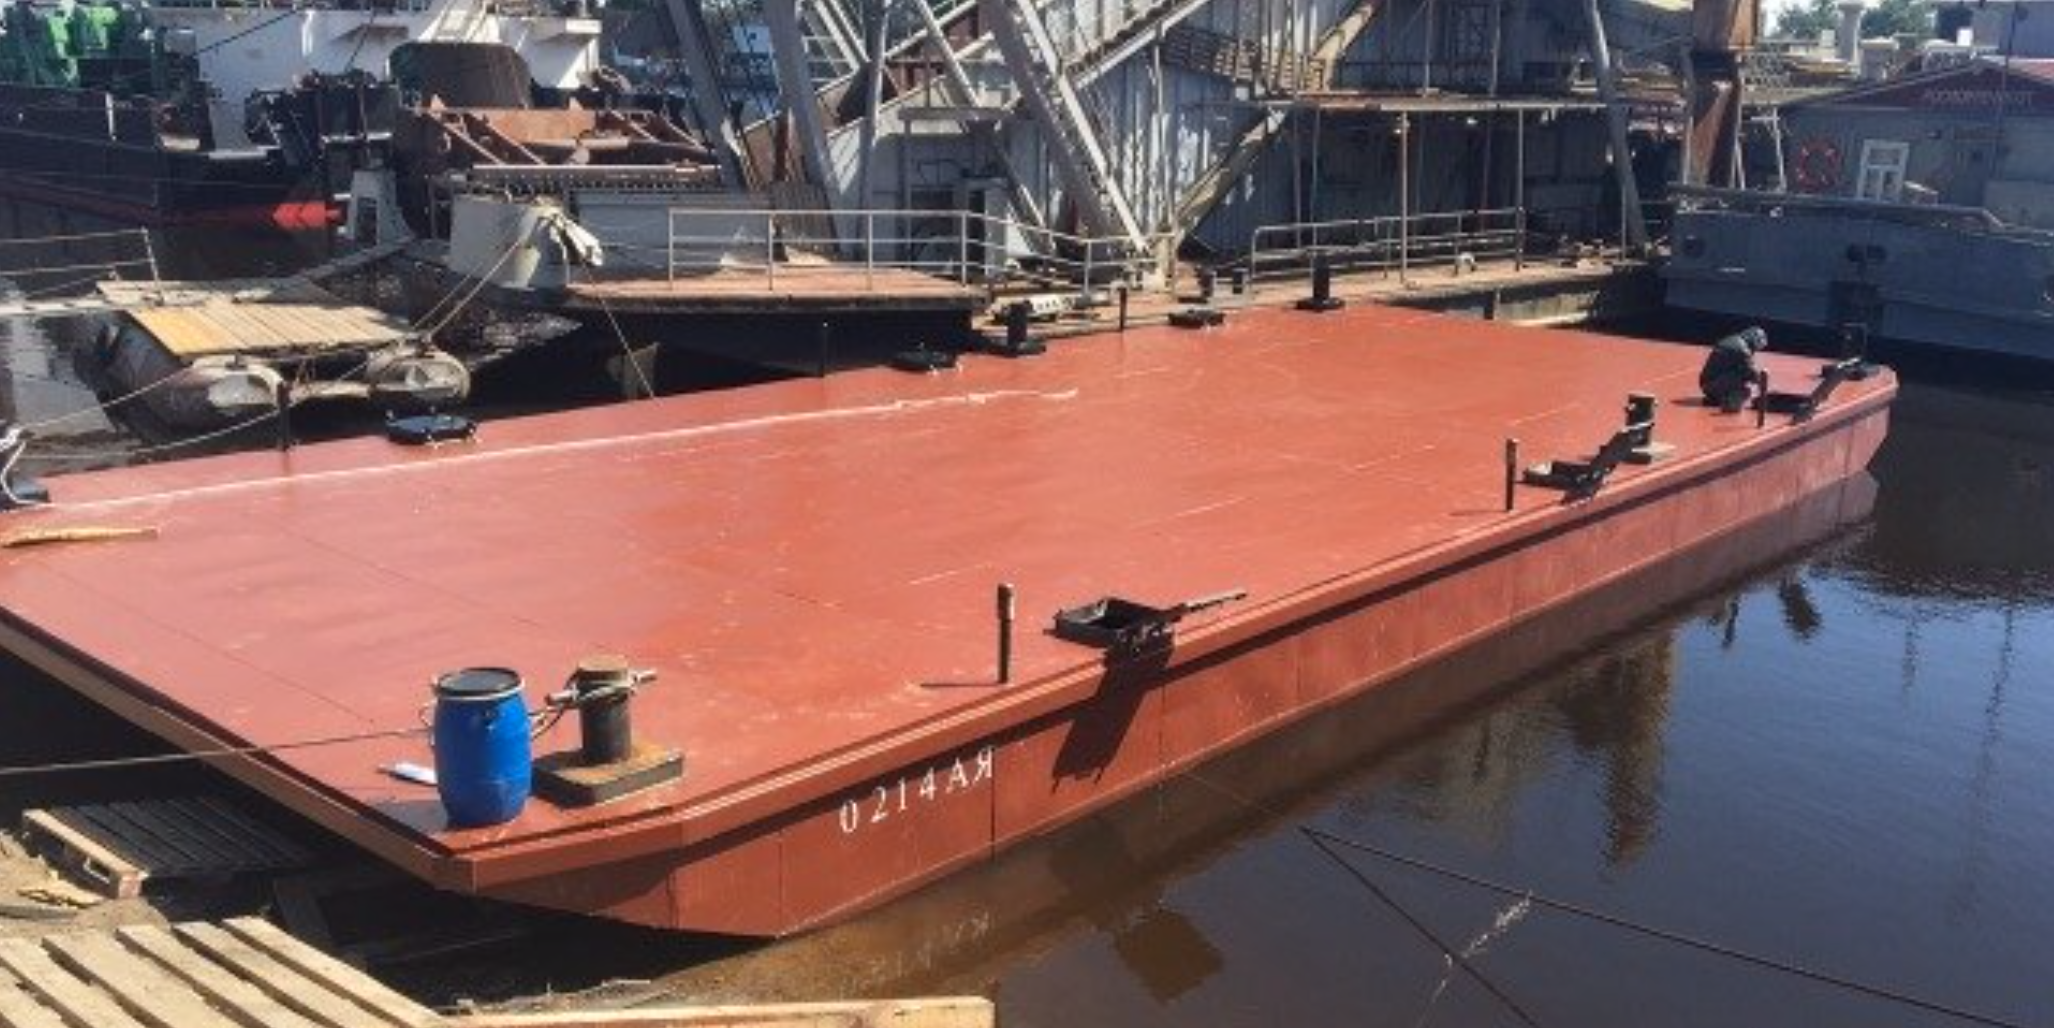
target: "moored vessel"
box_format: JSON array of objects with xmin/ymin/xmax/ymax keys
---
[{"xmin": 0, "ymin": 302, "xmax": 1895, "ymax": 935}]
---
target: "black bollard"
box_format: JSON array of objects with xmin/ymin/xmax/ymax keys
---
[
  {"xmin": 996, "ymin": 582, "xmax": 1016, "ymax": 684},
  {"xmin": 1006, "ymin": 302, "xmax": 1030, "ymax": 350},
  {"xmin": 1296, "ymin": 254, "xmax": 1345, "ymax": 312},
  {"xmin": 1625, "ymin": 392, "xmax": 1656, "ymax": 447},
  {"xmin": 816, "ymin": 321, "xmax": 831, "ymax": 378},
  {"xmin": 1755, "ymin": 370, "xmax": 1770, "ymax": 428},
  {"xmin": 1230, "ymin": 268, "xmax": 1248, "ymax": 296},
  {"xmin": 570, "ymin": 656, "xmax": 639, "ymax": 766},
  {"xmin": 1117, "ymin": 286, "xmax": 1130, "ymax": 332},
  {"xmin": 1198, "ymin": 267, "xmax": 1216, "ymax": 303}
]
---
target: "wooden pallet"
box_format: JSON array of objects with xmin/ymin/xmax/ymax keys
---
[
  {"xmin": 0, "ymin": 917, "xmax": 441, "ymax": 1028},
  {"xmin": 20, "ymin": 798, "xmax": 313, "ymax": 900},
  {"xmin": 450, "ymin": 999, "xmax": 994, "ymax": 1028}
]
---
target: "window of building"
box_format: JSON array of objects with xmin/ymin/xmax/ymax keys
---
[{"xmin": 1856, "ymin": 140, "xmax": 1911, "ymax": 202}]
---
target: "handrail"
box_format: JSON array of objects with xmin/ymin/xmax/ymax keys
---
[
  {"xmin": 1245, "ymin": 208, "xmax": 1528, "ymax": 287},
  {"xmin": 663, "ymin": 206, "xmax": 1176, "ymax": 297}
]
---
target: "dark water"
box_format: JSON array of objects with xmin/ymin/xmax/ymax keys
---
[{"xmin": 599, "ymin": 383, "xmax": 2053, "ymax": 1028}]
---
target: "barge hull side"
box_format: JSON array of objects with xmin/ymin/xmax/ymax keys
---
[{"xmin": 489, "ymin": 399, "xmax": 1888, "ymax": 935}]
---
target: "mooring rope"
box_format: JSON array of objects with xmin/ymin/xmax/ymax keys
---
[
  {"xmin": 0, "ymin": 725, "xmax": 427, "ymax": 780},
  {"xmin": 1296, "ymin": 825, "xmax": 2037, "ymax": 1028}
]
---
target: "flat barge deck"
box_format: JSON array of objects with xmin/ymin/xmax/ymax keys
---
[{"xmin": 0, "ymin": 305, "xmax": 1894, "ymax": 935}]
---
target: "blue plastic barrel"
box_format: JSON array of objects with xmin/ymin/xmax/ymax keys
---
[{"xmin": 431, "ymin": 668, "xmax": 531, "ymax": 827}]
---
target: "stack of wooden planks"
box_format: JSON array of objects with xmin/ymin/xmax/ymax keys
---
[{"xmin": 0, "ymin": 917, "xmax": 440, "ymax": 1028}]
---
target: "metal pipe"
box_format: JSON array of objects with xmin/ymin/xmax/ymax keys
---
[
  {"xmin": 1398, "ymin": 114, "xmax": 1411, "ymax": 284},
  {"xmin": 997, "ymin": 582, "xmax": 1017, "ymax": 684},
  {"xmin": 1504, "ymin": 437, "xmax": 1519, "ymax": 511},
  {"xmin": 275, "ymin": 381, "xmax": 293, "ymax": 453},
  {"xmin": 1581, "ymin": 0, "xmax": 1648, "ymax": 250}
]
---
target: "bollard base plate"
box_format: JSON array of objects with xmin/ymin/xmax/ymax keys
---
[
  {"xmin": 1295, "ymin": 297, "xmax": 1347, "ymax": 313},
  {"xmin": 534, "ymin": 743, "xmax": 684, "ymax": 807}
]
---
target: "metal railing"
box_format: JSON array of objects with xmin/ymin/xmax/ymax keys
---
[
  {"xmin": 1246, "ymin": 208, "xmax": 1527, "ymax": 288},
  {"xmin": 663, "ymin": 206, "xmax": 1175, "ymax": 297}
]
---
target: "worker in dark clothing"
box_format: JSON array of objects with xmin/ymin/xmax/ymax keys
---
[{"xmin": 1700, "ymin": 327, "xmax": 1767, "ymax": 413}]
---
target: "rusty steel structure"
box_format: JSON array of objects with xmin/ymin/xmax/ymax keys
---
[{"xmin": 1685, "ymin": 0, "xmax": 1758, "ymax": 187}]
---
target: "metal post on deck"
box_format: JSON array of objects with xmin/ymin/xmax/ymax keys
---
[
  {"xmin": 139, "ymin": 229, "xmax": 161, "ymax": 291},
  {"xmin": 817, "ymin": 321, "xmax": 832, "ymax": 378},
  {"xmin": 275, "ymin": 380, "xmax": 293, "ymax": 453},
  {"xmin": 1398, "ymin": 114, "xmax": 1411, "ymax": 285},
  {"xmin": 765, "ymin": 212, "xmax": 777, "ymax": 290},
  {"xmin": 865, "ymin": 212, "xmax": 876, "ymax": 290},
  {"xmin": 1515, "ymin": 111, "xmax": 1527, "ymax": 270},
  {"xmin": 666, "ymin": 210, "xmax": 676, "ymax": 284},
  {"xmin": 996, "ymin": 582, "xmax": 1017, "ymax": 684},
  {"xmin": 1504, "ymin": 438, "xmax": 1520, "ymax": 511},
  {"xmin": 958, "ymin": 211, "xmax": 970, "ymax": 285}
]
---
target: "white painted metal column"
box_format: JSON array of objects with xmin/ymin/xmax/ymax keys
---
[{"xmin": 764, "ymin": 0, "xmax": 837, "ymax": 192}]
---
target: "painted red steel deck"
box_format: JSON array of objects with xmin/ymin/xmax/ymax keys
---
[{"xmin": 0, "ymin": 304, "xmax": 1894, "ymax": 935}]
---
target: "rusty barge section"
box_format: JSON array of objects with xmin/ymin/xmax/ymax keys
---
[{"xmin": 0, "ymin": 305, "xmax": 1894, "ymax": 936}]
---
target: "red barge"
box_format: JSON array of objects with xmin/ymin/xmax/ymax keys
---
[{"xmin": 0, "ymin": 304, "xmax": 1894, "ymax": 936}]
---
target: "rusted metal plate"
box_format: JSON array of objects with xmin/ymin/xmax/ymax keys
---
[{"xmin": 0, "ymin": 303, "xmax": 1894, "ymax": 934}]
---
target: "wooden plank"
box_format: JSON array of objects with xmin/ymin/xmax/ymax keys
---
[
  {"xmin": 18, "ymin": 810, "xmax": 145, "ymax": 899},
  {"xmin": 62, "ymin": 805, "xmax": 177, "ymax": 871},
  {"xmin": 42, "ymin": 933, "xmax": 240, "ymax": 1028},
  {"xmin": 99, "ymin": 804, "xmax": 217, "ymax": 873},
  {"xmin": 170, "ymin": 924, "xmax": 392, "ymax": 1028},
  {"xmin": 67, "ymin": 806, "xmax": 189, "ymax": 872},
  {"xmin": 0, "ymin": 979, "xmax": 69, "ymax": 1028},
  {"xmin": 220, "ymin": 920, "xmax": 437, "ymax": 1028},
  {"xmin": 0, "ymin": 939, "xmax": 150, "ymax": 1028},
  {"xmin": 149, "ymin": 801, "xmax": 264, "ymax": 866},
  {"xmin": 189, "ymin": 798, "xmax": 309, "ymax": 865},
  {"xmin": 446, "ymin": 999, "xmax": 995, "ymax": 1028},
  {"xmin": 130, "ymin": 800, "xmax": 297, "ymax": 871},
  {"xmin": 116, "ymin": 928, "xmax": 326, "ymax": 1028}
]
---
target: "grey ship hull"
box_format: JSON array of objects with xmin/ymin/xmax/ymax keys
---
[{"xmin": 1663, "ymin": 187, "xmax": 2054, "ymax": 360}]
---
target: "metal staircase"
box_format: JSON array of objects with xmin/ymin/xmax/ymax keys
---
[
  {"xmin": 1156, "ymin": 22, "xmax": 1326, "ymax": 93},
  {"xmin": 982, "ymin": 0, "xmax": 1149, "ymax": 255}
]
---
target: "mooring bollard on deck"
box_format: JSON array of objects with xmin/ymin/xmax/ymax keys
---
[
  {"xmin": 1297, "ymin": 254, "xmax": 1345, "ymax": 313},
  {"xmin": 533, "ymin": 654, "xmax": 680, "ymax": 806}
]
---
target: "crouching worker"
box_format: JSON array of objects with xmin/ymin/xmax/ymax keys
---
[{"xmin": 1700, "ymin": 327, "xmax": 1767, "ymax": 413}]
